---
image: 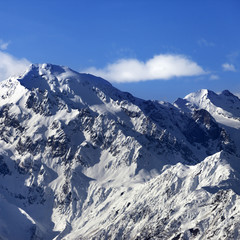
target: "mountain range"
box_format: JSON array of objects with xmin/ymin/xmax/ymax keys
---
[{"xmin": 0, "ymin": 63, "xmax": 240, "ymax": 239}]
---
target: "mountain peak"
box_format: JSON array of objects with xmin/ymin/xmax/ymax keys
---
[
  {"xmin": 19, "ymin": 63, "xmax": 113, "ymax": 92},
  {"xmin": 22, "ymin": 63, "xmax": 71, "ymax": 80},
  {"xmin": 184, "ymin": 89, "xmax": 218, "ymax": 102},
  {"xmin": 220, "ymin": 89, "xmax": 239, "ymax": 100},
  {"xmin": 16, "ymin": 63, "xmax": 117, "ymax": 107}
]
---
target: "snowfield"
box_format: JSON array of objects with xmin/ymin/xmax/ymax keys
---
[{"xmin": 0, "ymin": 63, "xmax": 240, "ymax": 239}]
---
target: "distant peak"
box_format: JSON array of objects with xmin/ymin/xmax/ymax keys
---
[
  {"xmin": 199, "ymin": 89, "xmax": 217, "ymax": 97},
  {"xmin": 185, "ymin": 89, "xmax": 240, "ymax": 102},
  {"xmin": 184, "ymin": 89, "xmax": 217, "ymax": 101},
  {"xmin": 220, "ymin": 90, "xmax": 236, "ymax": 98},
  {"xmin": 221, "ymin": 89, "xmax": 231, "ymax": 95},
  {"xmin": 199, "ymin": 89, "xmax": 209, "ymax": 94}
]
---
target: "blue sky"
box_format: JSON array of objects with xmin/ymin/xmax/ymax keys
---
[{"xmin": 0, "ymin": 0, "xmax": 240, "ymax": 102}]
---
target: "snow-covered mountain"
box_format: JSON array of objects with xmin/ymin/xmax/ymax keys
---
[
  {"xmin": 175, "ymin": 89, "xmax": 240, "ymax": 156},
  {"xmin": 0, "ymin": 64, "xmax": 240, "ymax": 239}
]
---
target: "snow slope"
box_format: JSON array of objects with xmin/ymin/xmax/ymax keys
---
[
  {"xmin": 0, "ymin": 64, "xmax": 240, "ymax": 239},
  {"xmin": 68, "ymin": 151, "xmax": 240, "ymax": 240}
]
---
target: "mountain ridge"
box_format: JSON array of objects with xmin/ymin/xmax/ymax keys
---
[{"xmin": 0, "ymin": 63, "xmax": 240, "ymax": 239}]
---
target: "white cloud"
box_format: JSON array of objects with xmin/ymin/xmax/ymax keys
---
[
  {"xmin": 0, "ymin": 51, "xmax": 31, "ymax": 81},
  {"xmin": 84, "ymin": 54, "xmax": 207, "ymax": 83},
  {"xmin": 222, "ymin": 63, "xmax": 236, "ymax": 72},
  {"xmin": 0, "ymin": 39, "xmax": 10, "ymax": 50},
  {"xmin": 210, "ymin": 74, "xmax": 219, "ymax": 80},
  {"xmin": 198, "ymin": 38, "xmax": 215, "ymax": 47}
]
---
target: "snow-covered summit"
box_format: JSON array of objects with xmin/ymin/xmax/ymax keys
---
[
  {"xmin": 20, "ymin": 63, "xmax": 113, "ymax": 90},
  {"xmin": 175, "ymin": 88, "xmax": 240, "ymax": 120},
  {"xmin": 175, "ymin": 88, "xmax": 240, "ymax": 156},
  {"xmin": 184, "ymin": 89, "xmax": 217, "ymax": 101},
  {"xmin": 183, "ymin": 89, "xmax": 240, "ymax": 112},
  {"xmin": 17, "ymin": 63, "xmax": 122, "ymax": 106}
]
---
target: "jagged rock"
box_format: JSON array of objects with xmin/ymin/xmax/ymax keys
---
[
  {"xmin": 0, "ymin": 64, "xmax": 239, "ymax": 239},
  {"xmin": 0, "ymin": 155, "xmax": 11, "ymax": 176}
]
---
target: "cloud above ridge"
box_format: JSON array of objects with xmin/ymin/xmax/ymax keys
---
[
  {"xmin": 84, "ymin": 54, "xmax": 207, "ymax": 83},
  {"xmin": 0, "ymin": 51, "xmax": 31, "ymax": 81}
]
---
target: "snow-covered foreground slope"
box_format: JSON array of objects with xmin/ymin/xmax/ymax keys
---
[
  {"xmin": 0, "ymin": 64, "xmax": 240, "ymax": 239},
  {"xmin": 67, "ymin": 151, "xmax": 240, "ymax": 240}
]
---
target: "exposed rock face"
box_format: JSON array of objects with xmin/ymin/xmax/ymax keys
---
[{"xmin": 0, "ymin": 64, "xmax": 240, "ymax": 239}]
